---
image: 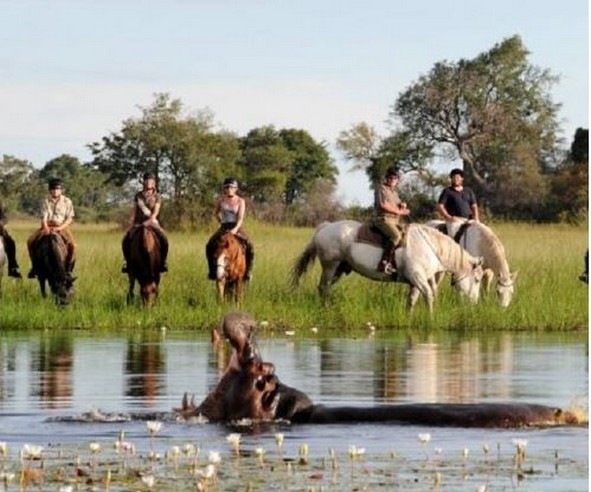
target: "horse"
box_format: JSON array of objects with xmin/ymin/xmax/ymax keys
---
[
  {"xmin": 290, "ymin": 221, "xmax": 484, "ymax": 314},
  {"xmin": 209, "ymin": 231, "xmax": 247, "ymax": 303},
  {"xmin": 30, "ymin": 232, "xmax": 75, "ymax": 306},
  {"xmin": 124, "ymin": 225, "xmax": 162, "ymax": 306},
  {"xmin": 425, "ymin": 219, "xmax": 516, "ymax": 307}
]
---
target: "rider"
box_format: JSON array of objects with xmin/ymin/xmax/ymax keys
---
[
  {"xmin": 373, "ymin": 166, "xmax": 411, "ymax": 274},
  {"xmin": 27, "ymin": 178, "xmax": 76, "ymax": 279},
  {"xmin": 206, "ymin": 177, "xmax": 254, "ymax": 281},
  {"xmin": 436, "ymin": 168, "xmax": 480, "ymax": 223},
  {"xmin": 0, "ymin": 203, "xmax": 22, "ymax": 278},
  {"xmin": 122, "ymin": 172, "xmax": 169, "ymax": 273}
]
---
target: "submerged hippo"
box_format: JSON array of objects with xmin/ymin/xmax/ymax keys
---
[{"xmin": 176, "ymin": 312, "xmax": 582, "ymax": 428}]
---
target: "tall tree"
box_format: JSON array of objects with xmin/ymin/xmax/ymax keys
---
[
  {"xmin": 392, "ymin": 35, "xmax": 561, "ymax": 216},
  {"xmin": 0, "ymin": 155, "xmax": 37, "ymax": 215}
]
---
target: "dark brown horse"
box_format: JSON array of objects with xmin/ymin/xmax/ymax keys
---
[
  {"xmin": 210, "ymin": 231, "xmax": 247, "ymax": 302},
  {"xmin": 124, "ymin": 225, "xmax": 162, "ymax": 306},
  {"xmin": 31, "ymin": 232, "xmax": 75, "ymax": 306}
]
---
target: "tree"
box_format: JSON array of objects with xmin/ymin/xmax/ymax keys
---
[
  {"xmin": 0, "ymin": 155, "xmax": 37, "ymax": 216},
  {"xmin": 88, "ymin": 93, "xmax": 241, "ymax": 228},
  {"xmin": 392, "ymin": 35, "xmax": 561, "ymax": 217},
  {"xmin": 239, "ymin": 125, "xmax": 338, "ymax": 208}
]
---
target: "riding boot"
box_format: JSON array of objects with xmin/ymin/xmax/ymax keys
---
[
  {"xmin": 377, "ymin": 241, "xmax": 397, "ymax": 274},
  {"xmin": 245, "ymin": 246, "xmax": 254, "ymax": 281},
  {"xmin": 2, "ymin": 232, "xmax": 22, "ymax": 278},
  {"xmin": 205, "ymin": 235, "xmax": 217, "ymax": 280}
]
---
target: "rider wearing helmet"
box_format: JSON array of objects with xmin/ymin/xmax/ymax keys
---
[
  {"xmin": 121, "ymin": 172, "xmax": 169, "ymax": 273},
  {"xmin": 373, "ymin": 166, "xmax": 410, "ymax": 274},
  {"xmin": 206, "ymin": 177, "xmax": 254, "ymax": 280}
]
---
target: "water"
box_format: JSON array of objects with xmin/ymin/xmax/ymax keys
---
[{"xmin": 0, "ymin": 330, "xmax": 587, "ymax": 491}]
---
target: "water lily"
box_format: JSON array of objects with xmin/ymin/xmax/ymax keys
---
[
  {"xmin": 146, "ymin": 420, "xmax": 163, "ymax": 436},
  {"xmin": 275, "ymin": 433, "xmax": 284, "ymax": 448},
  {"xmin": 141, "ymin": 473, "xmax": 156, "ymax": 488},
  {"xmin": 259, "ymin": 320, "xmax": 269, "ymax": 328},
  {"xmin": 89, "ymin": 442, "xmax": 101, "ymax": 454},
  {"xmin": 0, "ymin": 442, "xmax": 7, "ymax": 457},
  {"xmin": 348, "ymin": 445, "xmax": 366, "ymax": 459},
  {"xmin": 298, "ymin": 443, "xmax": 309, "ymax": 465},
  {"xmin": 512, "ymin": 438, "xmax": 528, "ymax": 453},
  {"xmin": 20, "ymin": 444, "xmax": 43, "ymax": 460},
  {"xmin": 183, "ymin": 443, "xmax": 197, "ymax": 456},
  {"xmin": 418, "ymin": 433, "xmax": 431, "ymax": 444},
  {"xmin": 197, "ymin": 464, "xmax": 216, "ymax": 479},
  {"xmin": 284, "ymin": 330, "xmax": 295, "ymax": 337},
  {"xmin": 462, "ymin": 447, "xmax": 470, "ymax": 459},
  {"xmin": 226, "ymin": 433, "xmax": 241, "ymax": 454},
  {"xmin": 0, "ymin": 472, "xmax": 15, "ymax": 483},
  {"xmin": 208, "ymin": 451, "xmax": 221, "ymax": 464}
]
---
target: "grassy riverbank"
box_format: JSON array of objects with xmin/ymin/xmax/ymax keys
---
[{"xmin": 0, "ymin": 220, "xmax": 587, "ymax": 332}]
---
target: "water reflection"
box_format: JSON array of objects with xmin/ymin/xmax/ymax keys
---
[
  {"xmin": 0, "ymin": 332, "xmax": 586, "ymax": 414},
  {"xmin": 124, "ymin": 334, "xmax": 166, "ymax": 406}
]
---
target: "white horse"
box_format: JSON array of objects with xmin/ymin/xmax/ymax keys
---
[
  {"xmin": 290, "ymin": 221, "xmax": 484, "ymax": 314},
  {"xmin": 425, "ymin": 219, "xmax": 516, "ymax": 307}
]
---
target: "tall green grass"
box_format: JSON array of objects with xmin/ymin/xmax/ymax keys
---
[{"xmin": 0, "ymin": 220, "xmax": 587, "ymax": 332}]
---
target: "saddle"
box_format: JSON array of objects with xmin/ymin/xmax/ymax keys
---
[{"xmin": 357, "ymin": 223, "xmax": 406, "ymax": 276}]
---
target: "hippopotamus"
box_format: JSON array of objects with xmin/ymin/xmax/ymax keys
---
[{"xmin": 176, "ymin": 311, "xmax": 581, "ymax": 428}]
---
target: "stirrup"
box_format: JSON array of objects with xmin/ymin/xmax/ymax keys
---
[{"xmin": 383, "ymin": 263, "xmax": 396, "ymax": 275}]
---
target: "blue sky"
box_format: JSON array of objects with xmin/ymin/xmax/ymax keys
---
[{"xmin": 1, "ymin": 0, "xmax": 588, "ymax": 204}]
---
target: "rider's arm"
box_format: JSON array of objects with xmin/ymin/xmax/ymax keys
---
[
  {"xmin": 471, "ymin": 202, "xmax": 480, "ymax": 222},
  {"xmin": 436, "ymin": 202, "xmax": 454, "ymax": 221}
]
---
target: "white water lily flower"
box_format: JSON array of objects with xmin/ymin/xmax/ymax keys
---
[
  {"xmin": 462, "ymin": 447, "xmax": 470, "ymax": 459},
  {"xmin": 284, "ymin": 330, "xmax": 295, "ymax": 336},
  {"xmin": 20, "ymin": 444, "xmax": 43, "ymax": 460},
  {"xmin": 208, "ymin": 451, "xmax": 221, "ymax": 464},
  {"xmin": 275, "ymin": 433, "xmax": 284, "ymax": 447},
  {"xmin": 226, "ymin": 433, "xmax": 241, "ymax": 449},
  {"xmin": 255, "ymin": 447, "xmax": 266, "ymax": 458},
  {"xmin": 418, "ymin": 433, "xmax": 431, "ymax": 444},
  {"xmin": 58, "ymin": 486, "xmax": 73, "ymax": 492},
  {"xmin": 348, "ymin": 445, "xmax": 366, "ymax": 459},
  {"xmin": 141, "ymin": 473, "xmax": 155, "ymax": 488},
  {"xmin": 259, "ymin": 320, "xmax": 269, "ymax": 328},
  {"xmin": 0, "ymin": 472, "xmax": 15, "ymax": 483},
  {"xmin": 512, "ymin": 438, "xmax": 528, "ymax": 452},
  {"xmin": 89, "ymin": 442, "xmax": 101, "ymax": 454},
  {"xmin": 197, "ymin": 464, "xmax": 216, "ymax": 479},
  {"xmin": 182, "ymin": 443, "xmax": 197, "ymax": 456},
  {"xmin": 311, "ymin": 326, "xmax": 318, "ymax": 333},
  {"xmin": 146, "ymin": 420, "xmax": 162, "ymax": 436},
  {"xmin": 0, "ymin": 442, "xmax": 7, "ymax": 457}
]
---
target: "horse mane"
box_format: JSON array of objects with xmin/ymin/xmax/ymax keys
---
[
  {"xmin": 409, "ymin": 224, "xmax": 476, "ymax": 273},
  {"xmin": 468, "ymin": 223, "xmax": 510, "ymax": 278}
]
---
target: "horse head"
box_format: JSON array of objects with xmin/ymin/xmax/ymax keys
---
[
  {"xmin": 451, "ymin": 255, "xmax": 484, "ymax": 304},
  {"xmin": 497, "ymin": 270, "xmax": 517, "ymax": 308}
]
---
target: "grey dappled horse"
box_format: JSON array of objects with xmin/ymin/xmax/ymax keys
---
[{"xmin": 291, "ymin": 221, "xmax": 484, "ymax": 314}]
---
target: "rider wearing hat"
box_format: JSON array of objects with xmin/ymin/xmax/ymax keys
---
[
  {"xmin": 122, "ymin": 172, "xmax": 169, "ymax": 273},
  {"xmin": 27, "ymin": 178, "xmax": 76, "ymax": 278},
  {"xmin": 206, "ymin": 177, "xmax": 254, "ymax": 280},
  {"xmin": 436, "ymin": 168, "xmax": 480, "ymax": 222},
  {"xmin": 373, "ymin": 166, "xmax": 411, "ymax": 274}
]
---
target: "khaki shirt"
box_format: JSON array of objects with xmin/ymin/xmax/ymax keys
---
[
  {"xmin": 41, "ymin": 195, "xmax": 75, "ymax": 225},
  {"xmin": 374, "ymin": 182, "xmax": 403, "ymax": 221},
  {"xmin": 133, "ymin": 191, "xmax": 161, "ymax": 224}
]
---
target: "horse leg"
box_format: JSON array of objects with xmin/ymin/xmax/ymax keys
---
[
  {"xmin": 317, "ymin": 262, "xmax": 340, "ymax": 303},
  {"xmin": 407, "ymin": 274, "xmax": 434, "ymax": 314},
  {"xmin": 430, "ymin": 271, "xmax": 445, "ymax": 296},
  {"xmin": 216, "ymin": 278, "xmax": 226, "ymax": 302},
  {"xmin": 38, "ymin": 278, "xmax": 47, "ymax": 298},
  {"xmin": 127, "ymin": 275, "xmax": 135, "ymax": 304},
  {"xmin": 483, "ymin": 268, "xmax": 494, "ymax": 294}
]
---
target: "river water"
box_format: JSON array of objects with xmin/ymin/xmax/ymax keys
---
[{"xmin": 0, "ymin": 330, "xmax": 587, "ymax": 491}]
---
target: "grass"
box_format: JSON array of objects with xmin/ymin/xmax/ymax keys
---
[{"xmin": 0, "ymin": 219, "xmax": 587, "ymax": 333}]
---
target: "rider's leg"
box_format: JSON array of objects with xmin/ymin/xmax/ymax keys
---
[
  {"xmin": 1, "ymin": 228, "xmax": 21, "ymax": 277},
  {"xmin": 205, "ymin": 233, "xmax": 217, "ymax": 280}
]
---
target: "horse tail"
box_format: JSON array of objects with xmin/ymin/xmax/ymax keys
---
[{"xmin": 290, "ymin": 240, "xmax": 317, "ymax": 287}]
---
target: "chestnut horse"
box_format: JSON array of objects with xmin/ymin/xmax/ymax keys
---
[
  {"xmin": 30, "ymin": 232, "xmax": 74, "ymax": 306},
  {"xmin": 124, "ymin": 225, "xmax": 162, "ymax": 306},
  {"xmin": 210, "ymin": 231, "xmax": 247, "ymax": 303}
]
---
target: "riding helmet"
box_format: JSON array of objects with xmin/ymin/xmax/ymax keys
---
[
  {"xmin": 223, "ymin": 177, "xmax": 238, "ymax": 188},
  {"xmin": 449, "ymin": 168, "xmax": 464, "ymax": 178},
  {"xmin": 48, "ymin": 178, "xmax": 63, "ymax": 190}
]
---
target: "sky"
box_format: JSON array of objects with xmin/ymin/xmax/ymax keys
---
[{"xmin": 1, "ymin": 0, "xmax": 588, "ymax": 205}]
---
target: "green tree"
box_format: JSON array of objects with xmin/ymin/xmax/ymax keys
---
[
  {"xmin": 0, "ymin": 155, "xmax": 37, "ymax": 216},
  {"xmin": 392, "ymin": 35, "xmax": 561, "ymax": 217},
  {"xmin": 88, "ymin": 93, "xmax": 241, "ymax": 228}
]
